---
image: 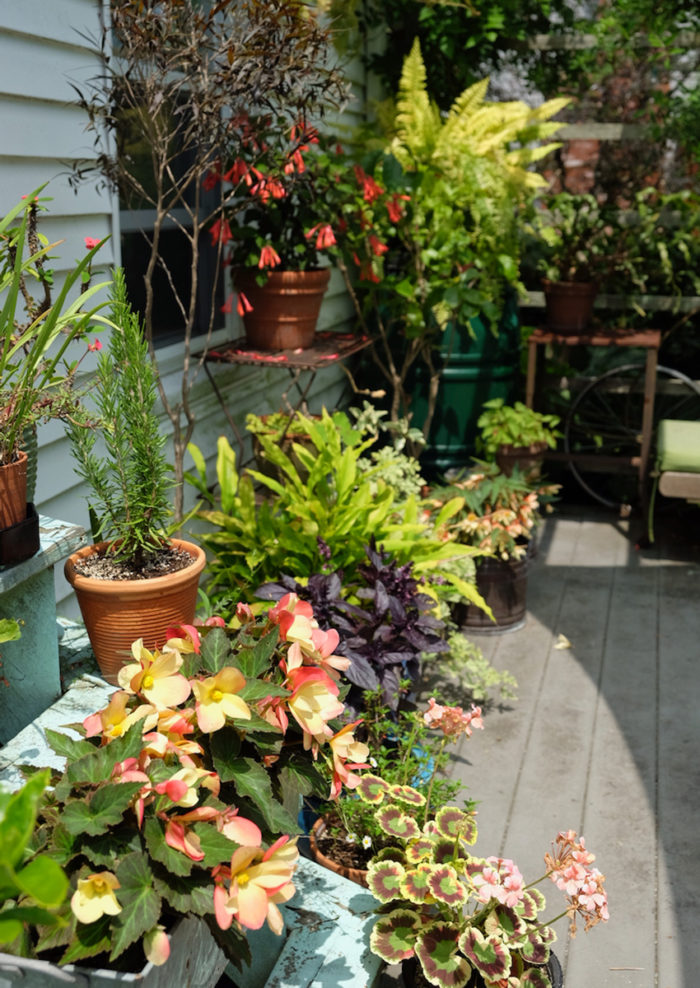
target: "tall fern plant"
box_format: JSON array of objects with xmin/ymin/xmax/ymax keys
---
[{"xmin": 67, "ymin": 270, "xmax": 172, "ymax": 569}]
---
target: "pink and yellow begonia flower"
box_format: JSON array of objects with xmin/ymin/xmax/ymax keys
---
[
  {"xmin": 143, "ymin": 925, "xmax": 170, "ymax": 966},
  {"xmin": 328, "ymin": 720, "xmax": 370, "ymax": 798},
  {"xmin": 191, "ymin": 667, "xmax": 251, "ymax": 733},
  {"xmin": 163, "ymin": 624, "xmax": 201, "ymax": 654},
  {"xmin": 71, "ymin": 872, "xmax": 122, "ymax": 925},
  {"xmin": 214, "ymin": 836, "xmax": 299, "ymax": 933},
  {"xmin": 217, "ymin": 807, "xmax": 263, "ymax": 846},
  {"xmin": 154, "ymin": 764, "xmax": 220, "ymax": 807},
  {"xmin": 163, "ymin": 806, "xmax": 220, "ymax": 861},
  {"xmin": 285, "ymin": 665, "xmax": 344, "ymax": 749},
  {"xmin": 83, "ymin": 690, "xmax": 157, "ymax": 742},
  {"xmin": 118, "ymin": 640, "xmax": 192, "ymax": 709},
  {"xmin": 141, "ymin": 707, "xmax": 204, "ymax": 758}
]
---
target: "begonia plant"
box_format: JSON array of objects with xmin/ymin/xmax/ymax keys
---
[
  {"xmin": 362, "ymin": 701, "xmax": 609, "ymax": 988},
  {"xmin": 1, "ymin": 595, "xmax": 369, "ymax": 973}
]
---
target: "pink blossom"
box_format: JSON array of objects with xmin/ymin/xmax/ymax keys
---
[
  {"xmin": 423, "ymin": 698, "xmax": 484, "ymax": 738},
  {"xmin": 84, "ymin": 236, "xmax": 100, "ymax": 250},
  {"xmin": 88, "ymin": 340, "xmax": 102, "ymax": 352}
]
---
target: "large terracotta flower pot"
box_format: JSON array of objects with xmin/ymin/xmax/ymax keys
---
[
  {"xmin": 309, "ymin": 817, "xmax": 369, "ymax": 889},
  {"xmin": 0, "ymin": 450, "xmax": 28, "ymax": 530},
  {"xmin": 64, "ymin": 539, "xmax": 206, "ymax": 685},
  {"xmin": 234, "ymin": 268, "xmax": 331, "ymax": 350},
  {"xmin": 543, "ymin": 279, "xmax": 597, "ymax": 333}
]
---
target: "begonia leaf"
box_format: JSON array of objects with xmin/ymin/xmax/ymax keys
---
[
  {"xmin": 367, "ymin": 859, "xmax": 406, "ymax": 902},
  {"xmin": 44, "ymin": 729, "xmax": 95, "ymax": 762},
  {"xmin": 192, "ymin": 824, "xmax": 241, "ymax": 867},
  {"xmin": 62, "ymin": 783, "xmax": 144, "ymax": 837},
  {"xmin": 227, "ymin": 757, "xmax": 298, "ymax": 833},
  {"xmin": 61, "ymin": 915, "xmax": 111, "ymax": 964},
  {"xmin": 209, "ymin": 727, "xmax": 242, "ymax": 781},
  {"xmin": 153, "ymin": 872, "xmax": 213, "ymax": 917},
  {"xmin": 235, "ymin": 628, "xmax": 279, "ymax": 679},
  {"xmin": 144, "ymin": 817, "xmax": 193, "ymax": 877},
  {"xmin": 369, "ymin": 908, "xmax": 421, "ymax": 963},
  {"xmin": 415, "ymin": 923, "xmax": 471, "ymax": 988},
  {"xmin": 110, "ymin": 852, "xmax": 161, "ymax": 960},
  {"xmin": 200, "ymin": 626, "xmax": 233, "ymax": 673}
]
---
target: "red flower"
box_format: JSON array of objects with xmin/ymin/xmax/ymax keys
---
[
  {"xmin": 222, "ymin": 159, "xmax": 248, "ymax": 185},
  {"xmin": 305, "ymin": 224, "xmax": 336, "ymax": 249},
  {"xmin": 221, "ymin": 294, "xmax": 234, "ymax": 314},
  {"xmin": 203, "ymin": 166, "xmax": 222, "ymax": 191},
  {"xmin": 237, "ymin": 292, "xmax": 253, "ymax": 317},
  {"xmin": 209, "ymin": 218, "xmax": 232, "ymax": 246},
  {"xmin": 368, "ymin": 234, "xmax": 388, "ymax": 256},
  {"xmin": 353, "ymin": 165, "xmax": 383, "ymax": 203},
  {"xmin": 386, "ymin": 193, "xmax": 410, "ymax": 223},
  {"xmin": 87, "ymin": 339, "xmax": 102, "ymax": 352},
  {"xmin": 258, "ymin": 245, "xmax": 282, "ymax": 268},
  {"xmin": 359, "ymin": 261, "xmax": 381, "ymax": 284},
  {"xmin": 84, "ymin": 236, "xmax": 100, "ymax": 250}
]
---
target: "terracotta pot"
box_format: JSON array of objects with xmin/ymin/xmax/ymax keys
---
[
  {"xmin": 234, "ymin": 268, "xmax": 331, "ymax": 350},
  {"xmin": 453, "ymin": 552, "xmax": 530, "ymax": 633},
  {"xmin": 542, "ymin": 279, "xmax": 597, "ymax": 333},
  {"xmin": 495, "ymin": 441, "xmax": 547, "ymax": 480},
  {"xmin": 309, "ymin": 817, "xmax": 369, "ymax": 889},
  {"xmin": 0, "ymin": 450, "xmax": 28, "ymax": 529},
  {"xmin": 64, "ymin": 539, "xmax": 206, "ymax": 685}
]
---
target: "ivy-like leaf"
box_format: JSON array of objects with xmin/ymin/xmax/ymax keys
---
[
  {"xmin": 236, "ymin": 628, "xmax": 279, "ymax": 679},
  {"xmin": 144, "ymin": 817, "xmax": 193, "ymax": 877},
  {"xmin": 369, "ymin": 908, "xmax": 421, "ymax": 964},
  {"xmin": 414, "ymin": 923, "xmax": 470, "ymax": 988},
  {"xmin": 200, "ymin": 626, "xmax": 233, "ymax": 673},
  {"xmin": 62, "ymin": 783, "xmax": 144, "ymax": 837},
  {"xmin": 43, "ymin": 729, "xmax": 95, "ymax": 762},
  {"xmin": 152, "ymin": 871, "xmax": 213, "ymax": 918},
  {"xmin": 110, "ymin": 852, "xmax": 161, "ymax": 960}
]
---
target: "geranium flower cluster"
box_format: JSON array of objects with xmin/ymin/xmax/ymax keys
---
[
  {"xmin": 362, "ymin": 774, "xmax": 608, "ymax": 988},
  {"xmin": 423, "ymin": 697, "xmax": 483, "ymax": 738},
  {"xmin": 32, "ymin": 598, "xmax": 367, "ymax": 971}
]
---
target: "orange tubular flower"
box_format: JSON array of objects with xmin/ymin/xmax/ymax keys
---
[
  {"xmin": 118, "ymin": 641, "xmax": 192, "ymax": 710},
  {"xmin": 191, "ymin": 667, "xmax": 251, "ymax": 733}
]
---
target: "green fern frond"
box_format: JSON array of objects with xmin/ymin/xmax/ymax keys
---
[{"xmin": 391, "ymin": 39, "xmax": 445, "ymax": 166}]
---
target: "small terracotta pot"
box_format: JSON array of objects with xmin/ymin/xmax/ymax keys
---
[
  {"xmin": 309, "ymin": 817, "xmax": 369, "ymax": 888},
  {"xmin": 64, "ymin": 539, "xmax": 206, "ymax": 685},
  {"xmin": 495, "ymin": 441, "xmax": 547, "ymax": 479},
  {"xmin": 543, "ymin": 279, "xmax": 597, "ymax": 333},
  {"xmin": 0, "ymin": 450, "xmax": 28, "ymax": 529},
  {"xmin": 234, "ymin": 268, "xmax": 331, "ymax": 350}
]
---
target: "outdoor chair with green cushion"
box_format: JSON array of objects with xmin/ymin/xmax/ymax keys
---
[{"xmin": 648, "ymin": 419, "xmax": 700, "ymax": 541}]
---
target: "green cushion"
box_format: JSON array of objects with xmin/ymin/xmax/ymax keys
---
[{"xmin": 657, "ymin": 419, "xmax": 700, "ymax": 473}]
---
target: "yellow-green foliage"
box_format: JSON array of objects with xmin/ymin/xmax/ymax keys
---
[{"xmin": 390, "ymin": 39, "xmax": 569, "ymax": 198}]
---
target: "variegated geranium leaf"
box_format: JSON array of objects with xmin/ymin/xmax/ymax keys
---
[
  {"xmin": 356, "ymin": 773, "xmax": 390, "ymax": 805},
  {"xmin": 427, "ymin": 864, "xmax": 467, "ymax": 906},
  {"xmin": 374, "ymin": 845, "xmax": 407, "ymax": 865},
  {"xmin": 376, "ymin": 805, "xmax": 421, "ymax": 840},
  {"xmin": 458, "ymin": 927, "xmax": 512, "ymax": 981},
  {"xmin": 389, "ymin": 783, "xmax": 426, "ymax": 806},
  {"xmin": 406, "ymin": 836, "xmax": 435, "ymax": 863},
  {"xmin": 517, "ymin": 887, "xmax": 546, "ymax": 920},
  {"xmin": 369, "ymin": 908, "xmax": 421, "ymax": 963},
  {"xmin": 433, "ymin": 838, "xmax": 465, "ymax": 865},
  {"xmin": 435, "ymin": 806, "xmax": 478, "ymax": 845},
  {"xmin": 400, "ymin": 863, "xmax": 436, "ymax": 904},
  {"xmin": 519, "ymin": 926, "xmax": 555, "ymax": 964},
  {"xmin": 484, "ymin": 904, "xmax": 527, "ymax": 942},
  {"xmin": 415, "ymin": 923, "xmax": 471, "ymax": 988},
  {"xmin": 520, "ymin": 964, "xmax": 553, "ymax": 987},
  {"xmin": 367, "ymin": 859, "xmax": 406, "ymax": 903}
]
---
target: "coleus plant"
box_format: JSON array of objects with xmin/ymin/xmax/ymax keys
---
[
  {"xmin": 361, "ymin": 700, "xmax": 608, "ymax": 988},
  {"xmin": 3, "ymin": 596, "xmax": 369, "ymax": 972},
  {"xmin": 257, "ymin": 539, "xmax": 449, "ymax": 711}
]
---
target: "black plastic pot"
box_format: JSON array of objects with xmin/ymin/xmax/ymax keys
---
[
  {"xmin": 0, "ymin": 502, "xmax": 40, "ymax": 566},
  {"xmin": 453, "ymin": 552, "xmax": 529, "ymax": 633}
]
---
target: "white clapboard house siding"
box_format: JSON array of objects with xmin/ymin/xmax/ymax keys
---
[{"xmin": 0, "ymin": 0, "xmax": 364, "ymax": 619}]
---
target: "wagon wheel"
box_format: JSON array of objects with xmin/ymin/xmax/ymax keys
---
[{"xmin": 564, "ymin": 363, "xmax": 700, "ymax": 509}]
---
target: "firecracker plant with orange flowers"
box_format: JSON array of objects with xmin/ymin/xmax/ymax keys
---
[
  {"xmin": 362, "ymin": 699, "xmax": 609, "ymax": 988},
  {"xmin": 2, "ymin": 595, "xmax": 370, "ymax": 973}
]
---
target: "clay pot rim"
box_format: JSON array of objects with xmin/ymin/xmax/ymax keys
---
[
  {"xmin": 0, "ymin": 448, "xmax": 29, "ymax": 469},
  {"xmin": 496, "ymin": 441, "xmax": 548, "ymax": 456},
  {"xmin": 233, "ymin": 267, "xmax": 331, "ymax": 286},
  {"xmin": 309, "ymin": 816, "xmax": 369, "ymax": 887},
  {"xmin": 64, "ymin": 538, "xmax": 206, "ymax": 595}
]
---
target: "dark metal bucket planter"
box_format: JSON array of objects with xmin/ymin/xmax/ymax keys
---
[
  {"xmin": 453, "ymin": 552, "xmax": 530, "ymax": 633},
  {"xmin": 0, "ymin": 502, "xmax": 40, "ymax": 566},
  {"xmin": 542, "ymin": 279, "xmax": 597, "ymax": 333}
]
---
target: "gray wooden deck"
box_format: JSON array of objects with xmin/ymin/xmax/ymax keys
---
[{"xmin": 445, "ymin": 505, "xmax": 700, "ymax": 988}]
